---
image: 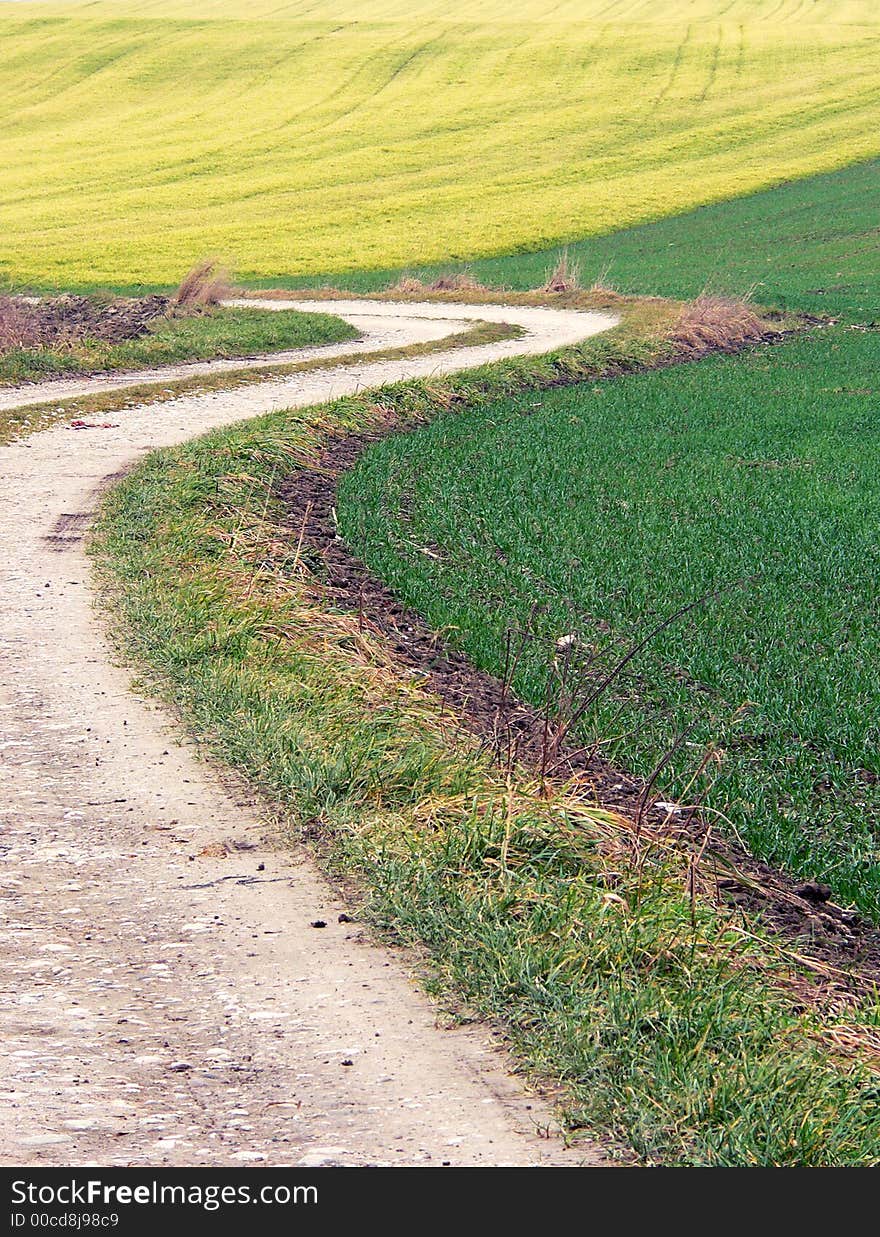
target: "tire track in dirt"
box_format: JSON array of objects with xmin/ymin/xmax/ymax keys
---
[{"xmin": 0, "ymin": 299, "xmax": 616, "ymax": 1167}]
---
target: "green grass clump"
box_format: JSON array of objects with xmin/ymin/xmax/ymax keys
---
[
  {"xmin": 338, "ymin": 326, "xmax": 880, "ymax": 918},
  {"xmin": 0, "ymin": 305, "xmax": 357, "ymax": 385},
  {"xmin": 90, "ymin": 367, "xmax": 880, "ymax": 1165}
]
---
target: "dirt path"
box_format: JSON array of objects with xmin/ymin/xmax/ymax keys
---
[
  {"xmin": 0, "ymin": 303, "xmax": 461, "ymax": 412},
  {"xmin": 0, "ymin": 299, "xmax": 616, "ymax": 1168},
  {"xmin": 0, "ymin": 299, "xmax": 603, "ymax": 412}
]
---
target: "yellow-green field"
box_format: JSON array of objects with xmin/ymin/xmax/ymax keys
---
[{"xmin": 2, "ymin": 0, "xmax": 879, "ymax": 288}]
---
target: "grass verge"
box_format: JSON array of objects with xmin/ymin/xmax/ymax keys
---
[{"xmin": 91, "ymin": 302, "xmax": 880, "ymax": 1165}]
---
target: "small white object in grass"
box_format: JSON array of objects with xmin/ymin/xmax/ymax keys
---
[
  {"xmin": 655, "ymin": 801, "xmax": 682, "ymax": 815},
  {"xmin": 555, "ymin": 634, "xmax": 577, "ymax": 652}
]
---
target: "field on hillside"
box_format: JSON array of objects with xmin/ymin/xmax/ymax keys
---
[
  {"xmin": 304, "ymin": 157, "xmax": 880, "ymax": 323},
  {"xmin": 339, "ymin": 327, "xmax": 880, "ymax": 917},
  {"xmin": 2, "ymin": 0, "xmax": 879, "ymax": 289}
]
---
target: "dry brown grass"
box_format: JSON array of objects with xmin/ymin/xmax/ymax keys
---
[
  {"xmin": 0, "ymin": 297, "xmax": 44, "ymax": 350},
  {"xmin": 671, "ymin": 293, "xmax": 771, "ymax": 355},
  {"xmin": 385, "ymin": 275, "xmax": 428, "ymax": 296},
  {"xmin": 385, "ymin": 271, "xmax": 489, "ymax": 297},
  {"xmin": 428, "ymin": 272, "xmax": 487, "ymax": 293},
  {"xmin": 587, "ymin": 262, "xmax": 621, "ymax": 298},
  {"xmin": 541, "ymin": 249, "xmax": 582, "ymax": 294},
  {"xmin": 174, "ymin": 259, "xmax": 232, "ymax": 309}
]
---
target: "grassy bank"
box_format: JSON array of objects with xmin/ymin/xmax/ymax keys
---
[
  {"xmin": 2, "ymin": 1, "xmax": 879, "ymax": 287},
  {"xmin": 0, "ymin": 303, "xmax": 357, "ymax": 386},
  {"xmin": 92, "ymin": 305, "xmax": 880, "ymax": 1165}
]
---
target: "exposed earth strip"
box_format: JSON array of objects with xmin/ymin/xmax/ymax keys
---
[{"xmin": 0, "ymin": 300, "xmax": 616, "ymax": 1167}]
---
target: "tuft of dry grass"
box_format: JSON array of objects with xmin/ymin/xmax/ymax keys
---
[
  {"xmin": 671, "ymin": 293, "xmax": 771, "ymax": 355},
  {"xmin": 385, "ymin": 271, "xmax": 489, "ymax": 297},
  {"xmin": 0, "ymin": 297, "xmax": 42, "ymax": 350},
  {"xmin": 386, "ymin": 275, "xmax": 429, "ymax": 296},
  {"xmin": 587, "ymin": 262, "xmax": 622, "ymax": 299},
  {"xmin": 174, "ymin": 260, "xmax": 233, "ymax": 309},
  {"xmin": 542, "ymin": 249, "xmax": 582, "ymax": 294},
  {"xmin": 428, "ymin": 272, "xmax": 487, "ymax": 293}
]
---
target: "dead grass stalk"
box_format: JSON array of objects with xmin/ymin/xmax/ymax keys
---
[{"xmin": 174, "ymin": 259, "xmax": 233, "ymax": 309}]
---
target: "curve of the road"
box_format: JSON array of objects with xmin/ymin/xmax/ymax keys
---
[{"xmin": 0, "ymin": 299, "xmax": 616, "ymax": 1168}]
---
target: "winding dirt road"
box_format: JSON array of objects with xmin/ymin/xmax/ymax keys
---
[{"xmin": 0, "ymin": 300, "xmax": 616, "ymax": 1168}]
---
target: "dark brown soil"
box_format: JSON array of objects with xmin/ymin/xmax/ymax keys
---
[
  {"xmin": 278, "ymin": 411, "xmax": 880, "ymax": 995},
  {"xmin": 0, "ymin": 294, "xmax": 170, "ymax": 351}
]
